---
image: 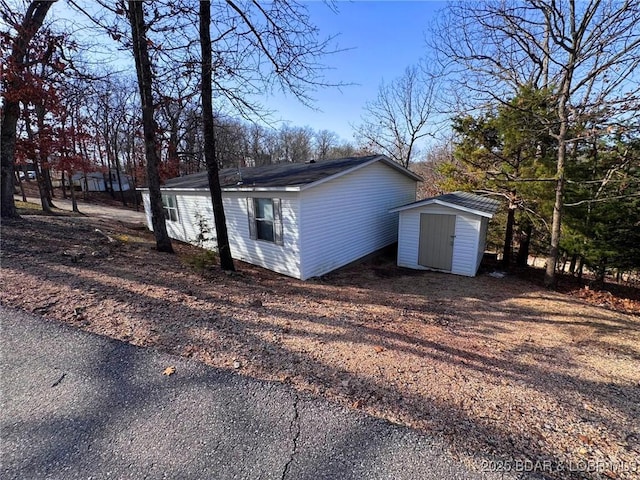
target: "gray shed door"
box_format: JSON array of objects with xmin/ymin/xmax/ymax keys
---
[{"xmin": 418, "ymin": 213, "xmax": 456, "ymax": 271}]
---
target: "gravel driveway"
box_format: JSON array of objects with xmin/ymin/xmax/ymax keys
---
[
  {"xmin": 14, "ymin": 194, "xmax": 147, "ymax": 224},
  {"xmin": 4, "ymin": 200, "xmax": 638, "ymax": 480}
]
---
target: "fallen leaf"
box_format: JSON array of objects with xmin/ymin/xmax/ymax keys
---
[
  {"xmin": 163, "ymin": 366, "xmax": 176, "ymax": 376},
  {"xmin": 578, "ymin": 434, "xmax": 593, "ymax": 444},
  {"xmin": 374, "ymin": 346, "xmax": 384, "ymax": 353}
]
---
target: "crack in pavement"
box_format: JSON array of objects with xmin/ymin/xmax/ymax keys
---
[{"xmin": 281, "ymin": 390, "xmax": 300, "ymax": 480}]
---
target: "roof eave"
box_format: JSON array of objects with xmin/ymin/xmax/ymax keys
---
[
  {"xmin": 390, "ymin": 199, "xmax": 497, "ymax": 217},
  {"xmin": 138, "ymin": 186, "xmax": 302, "ymax": 193},
  {"xmin": 221, "ymin": 185, "xmax": 302, "ymax": 192}
]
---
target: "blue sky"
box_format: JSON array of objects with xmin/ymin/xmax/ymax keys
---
[
  {"xmin": 263, "ymin": 1, "xmax": 446, "ymax": 143},
  {"xmin": 45, "ymin": 0, "xmax": 446, "ymax": 144}
]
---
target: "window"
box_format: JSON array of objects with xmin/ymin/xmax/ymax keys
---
[
  {"xmin": 248, "ymin": 197, "xmax": 283, "ymax": 245},
  {"xmin": 255, "ymin": 198, "xmax": 274, "ymax": 241},
  {"xmin": 162, "ymin": 194, "xmax": 179, "ymax": 222}
]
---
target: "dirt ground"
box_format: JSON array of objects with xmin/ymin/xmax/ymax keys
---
[{"xmin": 2, "ymin": 211, "xmax": 639, "ymax": 480}]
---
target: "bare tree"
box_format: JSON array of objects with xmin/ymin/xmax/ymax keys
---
[
  {"xmin": 1, "ymin": 0, "xmax": 56, "ymax": 218},
  {"xmin": 314, "ymin": 129, "xmax": 338, "ymax": 161},
  {"xmin": 354, "ymin": 64, "xmax": 439, "ymax": 168},
  {"xmin": 431, "ymin": 0, "xmax": 640, "ymax": 287},
  {"xmin": 127, "ymin": 0, "xmax": 173, "ymax": 253},
  {"xmin": 200, "ymin": 0, "xmax": 234, "ymax": 271}
]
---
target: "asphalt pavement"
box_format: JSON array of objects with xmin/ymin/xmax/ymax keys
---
[{"xmin": 0, "ymin": 307, "xmax": 534, "ymax": 480}]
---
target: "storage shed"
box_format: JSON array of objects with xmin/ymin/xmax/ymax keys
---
[
  {"xmin": 141, "ymin": 155, "xmax": 421, "ymax": 280},
  {"xmin": 390, "ymin": 192, "xmax": 500, "ymax": 277}
]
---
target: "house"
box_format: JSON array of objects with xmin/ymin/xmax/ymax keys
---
[
  {"xmin": 72, "ymin": 169, "xmax": 133, "ymax": 192},
  {"xmin": 141, "ymin": 155, "xmax": 421, "ymax": 280},
  {"xmin": 390, "ymin": 192, "xmax": 501, "ymax": 277},
  {"xmin": 72, "ymin": 172, "xmax": 106, "ymax": 192}
]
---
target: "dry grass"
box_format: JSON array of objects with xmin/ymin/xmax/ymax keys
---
[{"xmin": 2, "ymin": 214, "xmax": 639, "ymax": 480}]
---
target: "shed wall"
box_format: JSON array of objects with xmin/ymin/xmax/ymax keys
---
[
  {"xmin": 477, "ymin": 217, "xmax": 490, "ymax": 272},
  {"xmin": 397, "ymin": 204, "xmax": 482, "ymax": 277},
  {"xmin": 299, "ymin": 161, "xmax": 416, "ymax": 279}
]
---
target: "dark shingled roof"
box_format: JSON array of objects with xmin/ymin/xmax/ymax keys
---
[
  {"xmin": 392, "ymin": 191, "xmax": 501, "ymax": 215},
  {"xmin": 435, "ymin": 191, "xmax": 501, "ymax": 214},
  {"xmin": 161, "ymin": 155, "xmax": 420, "ymax": 190}
]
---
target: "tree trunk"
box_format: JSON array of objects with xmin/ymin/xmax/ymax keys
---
[
  {"xmin": 502, "ymin": 206, "xmax": 515, "ymax": 268},
  {"xmin": 129, "ymin": 137, "xmax": 140, "ymax": 212},
  {"xmin": 67, "ymin": 170, "xmax": 79, "ymax": 213},
  {"xmin": 43, "ymin": 166, "xmax": 55, "ymax": 200},
  {"xmin": 592, "ymin": 260, "xmax": 606, "ymax": 289},
  {"xmin": 516, "ymin": 222, "xmax": 532, "ymax": 267},
  {"xmin": 568, "ymin": 253, "xmax": 577, "ymax": 276},
  {"xmin": 544, "ymin": 53, "xmax": 574, "ymax": 289},
  {"xmin": 61, "ymin": 170, "xmax": 67, "ymax": 198},
  {"xmin": 16, "ymin": 172, "xmax": 27, "ymax": 202},
  {"xmin": 1, "ymin": 96, "xmax": 21, "ymax": 218},
  {"xmin": 104, "ymin": 132, "xmax": 115, "ymax": 197},
  {"xmin": 113, "ymin": 154, "xmax": 127, "ymax": 207},
  {"xmin": 577, "ymin": 256, "xmax": 584, "ymax": 280},
  {"xmin": 200, "ymin": 0, "xmax": 235, "ymax": 271},
  {"xmin": 128, "ymin": 0, "xmax": 173, "ymax": 253},
  {"xmin": 0, "ymin": 1, "xmax": 55, "ymax": 218}
]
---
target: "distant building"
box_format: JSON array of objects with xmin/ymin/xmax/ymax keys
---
[{"xmin": 71, "ymin": 170, "xmax": 132, "ymax": 192}]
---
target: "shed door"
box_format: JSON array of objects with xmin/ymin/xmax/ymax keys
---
[{"xmin": 418, "ymin": 213, "xmax": 456, "ymax": 271}]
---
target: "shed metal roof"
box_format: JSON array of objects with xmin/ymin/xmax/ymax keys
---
[
  {"xmin": 390, "ymin": 191, "xmax": 501, "ymax": 217},
  {"xmin": 157, "ymin": 155, "xmax": 421, "ymax": 192}
]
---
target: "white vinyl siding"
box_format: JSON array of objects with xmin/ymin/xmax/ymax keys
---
[
  {"xmin": 397, "ymin": 204, "xmax": 482, "ymax": 277},
  {"xmin": 451, "ymin": 214, "xmax": 481, "ymax": 276},
  {"xmin": 226, "ymin": 193, "xmax": 297, "ymax": 276},
  {"xmin": 143, "ymin": 192, "xmax": 217, "ymax": 250},
  {"xmin": 143, "ymin": 191, "xmax": 301, "ymax": 278},
  {"xmin": 298, "ymin": 161, "xmax": 416, "ymax": 280},
  {"xmin": 142, "ymin": 158, "xmax": 419, "ymax": 280}
]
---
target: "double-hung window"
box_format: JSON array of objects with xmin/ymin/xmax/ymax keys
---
[
  {"xmin": 255, "ymin": 198, "xmax": 274, "ymax": 241},
  {"xmin": 162, "ymin": 194, "xmax": 179, "ymax": 222},
  {"xmin": 248, "ymin": 197, "xmax": 283, "ymax": 245}
]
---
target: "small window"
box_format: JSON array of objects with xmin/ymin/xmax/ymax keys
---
[
  {"xmin": 255, "ymin": 198, "xmax": 275, "ymax": 242},
  {"xmin": 162, "ymin": 194, "xmax": 179, "ymax": 222},
  {"xmin": 248, "ymin": 197, "xmax": 283, "ymax": 245}
]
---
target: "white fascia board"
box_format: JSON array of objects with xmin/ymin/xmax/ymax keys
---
[
  {"xmin": 221, "ymin": 186, "xmax": 301, "ymax": 193},
  {"xmin": 390, "ymin": 199, "xmax": 495, "ymax": 218},
  {"xmin": 139, "ymin": 186, "xmax": 301, "ymax": 193},
  {"xmin": 137, "ymin": 187, "xmax": 208, "ymax": 193}
]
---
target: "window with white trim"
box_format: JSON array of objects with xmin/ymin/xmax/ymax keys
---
[
  {"xmin": 247, "ymin": 197, "xmax": 283, "ymax": 245},
  {"xmin": 162, "ymin": 194, "xmax": 179, "ymax": 222}
]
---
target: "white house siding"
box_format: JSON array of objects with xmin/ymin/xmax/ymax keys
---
[
  {"xmin": 142, "ymin": 191, "xmax": 302, "ymax": 279},
  {"xmin": 142, "ymin": 193, "xmax": 152, "ymax": 229},
  {"xmin": 397, "ymin": 204, "xmax": 481, "ymax": 277},
  {"xmin": 298, "ymin": 161, "xmax": 416, "ymax": 279},
  {"xmin": 224, "ymin": 192, "xmax": 301, "ymax": 278},
  {"xmin": 142, "ymin": 192, "xmax": 213, "ymax": 247}
]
